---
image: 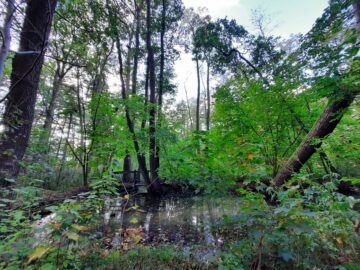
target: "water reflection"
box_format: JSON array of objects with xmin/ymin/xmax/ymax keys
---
[{"xmin": 100, "ymin": 196, "xmax": 241, "ymax": 246}]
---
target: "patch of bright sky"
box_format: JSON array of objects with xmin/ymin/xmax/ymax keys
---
[{"xmin": 175, "ymin": 0, "xmax": 329, "ymax": 102}]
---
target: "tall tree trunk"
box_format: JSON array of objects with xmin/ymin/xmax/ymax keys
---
[
  {"xmin": 0, "ymin": 0, "xmax": 15, "ymax": 82},
  {"xmin": 42, "ymin": 62, "xmax": 69, "ymax": 148},
  {"xmin": 141, "ymin": 65, "xmax": 149, "ymax": 130},
  {"xmin": 56, "ymin": 114, "xmax": 72, "ymax": 187},
  {"xmin": 0, "ymin": 0, "xmax": 58, "ymax": 187},
  {"xmin": 123, "ymin": 34, "xmax": 134, "ymax": 183},
  {"xmin": 43, "ymin": 71, "xmax": 62, "ymax": 131},
  {"xmin": 274, "ymin": 92, "xmax": 358, "ymax": 186},
  {"xmin": 206, "ymin": 61, "xmax": 210, "ymax": 131},
  {"xmin": 115, "ymin": 33, "xmax": 154, "ymax": 193},
  {"xmin": 153, "ymin": 0, "xmax": 167, "ymax": 179},
  {"xmin": 195, "ymin": 57, "xmax": 201, "ymax": 131},
  {"xmin": 131, "ymin": 1, "xmax": 142, "ymax": 95},
  {"xmin": 122, "ymin": 1, "xmax": 142, "ymax": 185},
  {"xmin": 118, "ymin": 44, "xmax": 152, "ymax": 191},
  {"xmin": 146, "ymin": 0, "xmax": 162, "ymax": 193},
  {"xmin": 184, "ymin": 84, "xmax": 194, "ymax": 130},
  {"xmin": 158, "ymin": 0, "xmax": 166, "ymax": 110},
  {"xmin": 105, "ymin": 0, "xmax": 156, "ymax": 192},
  {"xmin": 75, "ymin": 71, "xmax": 89, "ymax": 187}
]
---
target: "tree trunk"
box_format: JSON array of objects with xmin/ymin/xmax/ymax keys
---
[
  {"xmin": 42, "ymin": 62, "xmax": 68, "ymax": 148},
  {"xmin": 123, "ymin": 152, "xmax": 132, "ymax": 182},
  {"xmin": 105, "ymin": 0, "xmax": 157, "ymax": 193},
  {"xmin": 274, "ymin": 93, "xmax": 358, "ymax": 186},
  {"xmin": 115, "ymin": 33, "xmax": 156, "ymax": 193},
  {"xmin": 0, "ymin": 0, "xmax": 58, "ymax": 187},
  {"xmin": 153, "ymin": 0, "xmax": 167, "ymax": 181},
  {"xmin": 158, "ymin": 0, "xmax": 166, "ymax": 110},
  {"xmin": 56, "ymin": 114, "xmax": 72, "ymax": 187},
  {"xmin": 206, "ymin": 61, "xmax": 210, "ymax": 131},
  {"xmin": 195, "ymin": 57, "xmax": 201, "ymax": 131},
  {"xmin": 75, "ymin": 71, "xmax": 89, "ymax": 187},
  {"xmin": 141, "ymin": 65, "xmax": 149, "ymax": 130},
  {"xmin": 146, "ymin": 0, "xmax": 162, "ymax": 193},
  {"xmin": 131, "ymin": 1, "xmax": 142, "ymax": 95},
  {"xmin": 122, "ymin": 32, "xmax": 134, "ymax": 184},
  {"xmin": 0, "ymin": 0, "xmax": 15, "ymax": 82},
  {"xmin": 274, "ymin": 1, "xmax": 360, "ymax": 186}
]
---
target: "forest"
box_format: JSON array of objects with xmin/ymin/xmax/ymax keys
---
[{"xmin": 0, "ymin": 0, "xmax": 359, "ymax": 269}]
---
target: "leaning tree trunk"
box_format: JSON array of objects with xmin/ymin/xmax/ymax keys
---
[
  {"xmin": 274, "ymin": 1, "xmax": 360, "ymax": 187},
  {"xmin": 0, "ymin": 0, "xmax": 58, "ymax": 187},
  {"xmin": 274, "ymin": 92, "xmax": 358, "ymax": 186}
]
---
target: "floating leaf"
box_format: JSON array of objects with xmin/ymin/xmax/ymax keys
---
[{"xmin": 28, "ymin": 246, "xmax": 51, "ymax": 263}]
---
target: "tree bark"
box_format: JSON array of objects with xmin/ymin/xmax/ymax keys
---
[
  {"xmin": 273, "ymin": 1, "xmax": 360, "ymax": 186},
  {"xmin": 75, "ymin": 71, "xmax": 89, "ymax": 187},
  {"xmin": 195, "ymin": 57, "xmax": 201, "ymax": 131},
  {"xmin": 0, "ymin": 0, "xmax": 58, "ymax": 187},
  {"xmin": 115, "ymin": 32, "xmax": 155, "ymax": 193},
  {"xmin": 123, "ymin": 153, "xmax": 132, "ymax": 182},
  {"xmin": 153, "ymin": 0, "xmax": 167, "ymax": 182},
  {"xmin": 146, "ymin": 0, "xmax": 162, "ymax": 193},
  {"xmin": 206, "ymin": 61, "xmax": 210, "ymax": 131},
  {"xmin": 131, "ymin": 1, "xmax": 142, "ymax": 95},
  {"xmin": 42, "ymin": 61, "xmax": 70, "ymax": 146},
  {"xmin": 0, "ymin": 0, "xmax": 15, "ymax": 82},
  {"xmin": 274, "ymin": 93, "xmax": 358, "ymax": 186},
  {"xmin": 105, "ymin": 0, "xmax": 157, "ymax": 193},
  {"xmin": 158, "ymin": 0, "xmax": 166, "ymax": 110}
]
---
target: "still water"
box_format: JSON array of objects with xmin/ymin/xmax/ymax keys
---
[{"xmin": 99, "ymin": 195, "xmax": 242, "ymax": 247}]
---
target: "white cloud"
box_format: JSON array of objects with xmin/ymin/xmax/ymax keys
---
[{"xmin": 182, "ymin": 0, "xmax": 240, "ymax": 17}]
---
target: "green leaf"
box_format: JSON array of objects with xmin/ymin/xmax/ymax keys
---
[
  {"xmin": 28, "ymin": 246, "xmax": 51, "ymax": 263},
  {"xmin": 129, "ymin": 217, "xmax": 138, "ymax": 224},
  {"xmin": 274, "ymin": 207, "xmax": 290, "ymax": 214},
  {"xmin": 39, "ymin": 263, "xmax": 56, "ymax": 270},
  {"xmin": 66, "ymin": 232, "xmax": 80, "ymax": 241}
]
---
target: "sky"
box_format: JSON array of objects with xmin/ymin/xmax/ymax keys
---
[{"xmin": 175, "ymin": 0, "xmax": 329, "ymax": 101}]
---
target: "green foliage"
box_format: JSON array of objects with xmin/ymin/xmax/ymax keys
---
[
  {"xmin": 216, "ymin": 186, "xmax": 360, "ymax": 269},
  {"xmin": 0, "ymin": 174, "xmax": 119, "ymax": 269}
]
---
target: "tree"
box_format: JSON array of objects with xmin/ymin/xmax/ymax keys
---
[
  {"xmin": 180, "ymin": 8, "xmax": 210, "ymax": 131},
  {"xmin": 274, "ymin": 0, "xmax": 360, "ymax": 186},
  {"xmin": 0, "ymin": 0, "xmax": 15, "ymax": 82},
  {"xmin": 0, "ymin": 0, "xmax": 58, "ymax": 186},
  {"xmin": 193, "ymin": 18, "xmax": 247, "ymax": 130},
  {"xmin": 146, "ymin": 0, "xmax": 162, "ymax": 191}
]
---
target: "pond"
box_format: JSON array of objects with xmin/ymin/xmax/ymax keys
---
[{"xmin": 97, "ymin": 195, "xmax": 243, "ymax": 249}]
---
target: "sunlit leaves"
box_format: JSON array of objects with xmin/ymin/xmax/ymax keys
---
[{"xmin": 28, "ymin": 246, "xmax": 51, "ymax": 263}]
